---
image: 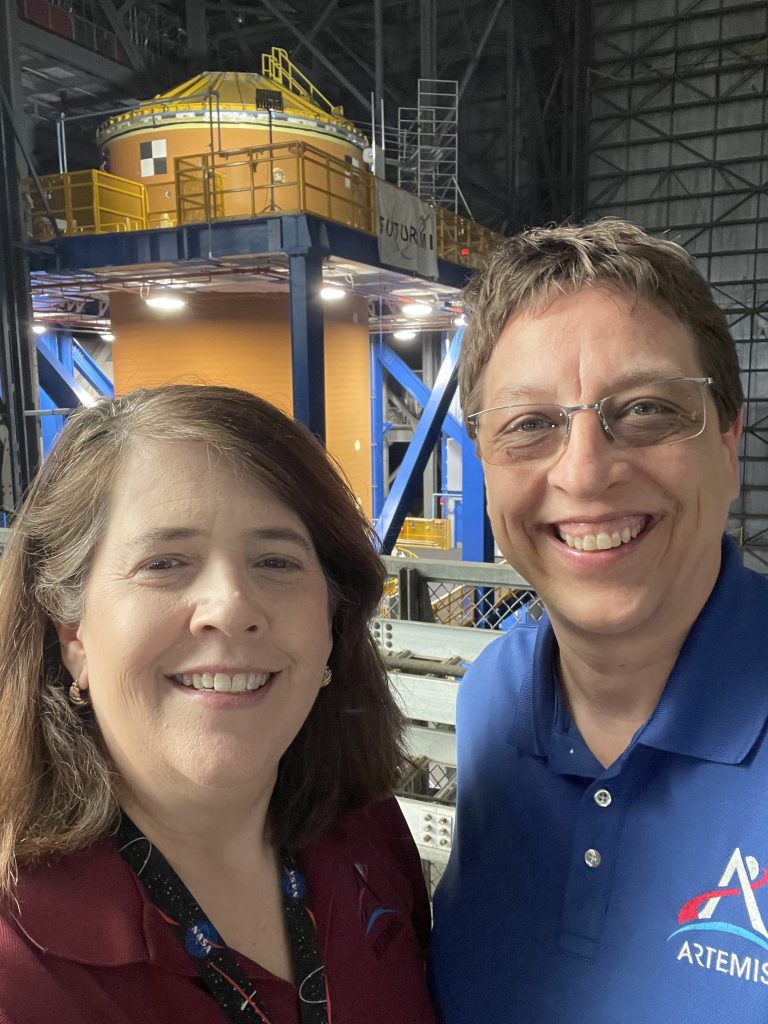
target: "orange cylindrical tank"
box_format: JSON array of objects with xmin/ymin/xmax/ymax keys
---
[
  {"xmin": 108, "ymin": 289, "xmax": 373, "ymax": 515},
  {"xmin": 97, "ymin": 56, "xmax": 369, "ymax": 229}
]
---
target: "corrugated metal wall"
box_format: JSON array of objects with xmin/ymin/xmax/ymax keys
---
[
  {"xmin": 110, "ymin": 290, "xmax": 373, "ymax": 516},
  {"xmin": 586, "ymin": 0, "xmax": 768, "ymax": 572}
]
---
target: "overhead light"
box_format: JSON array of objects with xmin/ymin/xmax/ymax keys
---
[
  {"xmin": 402, "ymin": 301, "xmax": 432, "ymax": 318},
  {"xmin": 145, "ymin": 292, "xmax": 187, "ymax": 312},
  {"xmin": 320, "ymin": 285, "xmax": 346, "ymax": 301},
  {"xmin": 453, "ymin": 314, "xmax": 467, "ymax": 327},
  {"xmin": 100, "ymin": 331, "xmax": 116, "ymax": 342},
  {"xmin": 393, "ymin": 328, "xmax": 418, "ymax": 341},
  {"xmin": 32, "ymin": 323, "xmax": 46, "ymax": 335}
]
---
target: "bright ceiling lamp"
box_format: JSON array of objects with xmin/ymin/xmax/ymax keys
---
[
  {"xmin": 393, "ymin": 328, "xmax": 418, "ymax": 341},
  {"xmin": 453, "ymin": 313, "xmax": 467, "ymax": 327},
  {"xmin": 402, "ymin": 301, "xmax": 432, "ymax": 318},
  {"xmin": 32, "ymin": 323, "xmax": 46, "ymax": 335},
  {"xmin": 100, "ymin": 331, "xmax": 116, "ymax": 342},
  {"xmin": 320, "ymin": 285, "xmax": 346, "ymax": 301},
  {"xmin": 144, "ymin": 291, "xmax": 187, "ymax": 312}
]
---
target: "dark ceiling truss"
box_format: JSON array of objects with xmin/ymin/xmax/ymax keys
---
[
  {"xmin": 14, "ymin": 0, "xmax": 587, "ymax": 233},
  {"xmin": 98, "ymin": 0, "xmax": 150, "ymax": 74}
]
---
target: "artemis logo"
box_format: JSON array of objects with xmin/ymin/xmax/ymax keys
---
[{"xmin": 668, "ymin": 848, "xmax": 768, "ymax": 985}]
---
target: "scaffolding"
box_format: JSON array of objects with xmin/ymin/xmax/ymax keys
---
[{"xmin": 398, "ymin": 79, "xmax": 459, "ymax": 212}]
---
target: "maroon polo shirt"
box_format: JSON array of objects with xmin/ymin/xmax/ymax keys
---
[{"xmin": 0, "ymin": 798, "xmax": 438, "ymax": 1024}]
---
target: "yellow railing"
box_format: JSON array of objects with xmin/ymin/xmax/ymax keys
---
[
  {"xmin": 434, "ymin": 206, "xmax": 504, "ymax": 269},
  {"xmin": 176, "ymin": 141, "xmax": 375, "ymax": 234},
  {"xmin": 261, "ymin": 46, "xmax": 344, "ymax": 118},
  {"xmin": 397, "ymin": 517, "xmax": 453, "ymax": 550},
  {"xmin": 25, "ymin": 150, "xmax": 504, "ymax": 270},
  {"xmin": 26, "ymin": 170, "xmax": 148, "ymax": 239},
  {"xmin": 173, "ymin": 165, "xmax": 225, "ymax": 225}
]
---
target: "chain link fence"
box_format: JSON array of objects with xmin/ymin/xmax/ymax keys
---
[{"xmin": 379, "ymin": 555, "xmax": 543, "ymax": 629}]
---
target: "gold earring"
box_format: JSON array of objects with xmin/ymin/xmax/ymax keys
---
[
  {"xmin": 321, "ymin": 665, "xmax": 332, "ymax": 688},
  {"xmin": 69, "ymin": 678, "xmax": 89, "ymax": 707}
]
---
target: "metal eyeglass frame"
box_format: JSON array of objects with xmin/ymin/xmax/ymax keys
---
[{"xmin": 466, "ymin": 376, "xmax": 715, "ymax": 450}]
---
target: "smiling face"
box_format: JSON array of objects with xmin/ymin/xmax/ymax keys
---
[
  {"xmin": 479, "ymin": 286, "xmax": 741, "ymax": 643},
  {"xmin": 57, "ymin": 441, "xmax": 333, "ymax": 807}
]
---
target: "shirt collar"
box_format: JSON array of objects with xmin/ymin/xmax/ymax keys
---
[
  {"xmin": 11, "ymin": 840, "xmax": 196, "ymax": 974},
  {"xmin": 637, "ymin": 535, "xmax": 768, "ymax": 763},
  {"xmin": 508, "ymin": 615, "xmax": 557, "ymax": 759},
  {"xmin": 509, "ymin": 536, "xmax": 768, "ymax": 768}
]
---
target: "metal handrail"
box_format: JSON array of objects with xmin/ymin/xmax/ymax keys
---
[{"xmin": 261, "ymin": 46, "xmax": 344, "ymax": 118}]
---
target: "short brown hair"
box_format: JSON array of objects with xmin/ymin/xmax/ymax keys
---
[
  {"xmin": 460, "ymin": 218, "xmax": 743, "ymax": 430},
  {"xmin": 0, "ymin": 385, "xmax": 404, "ymax": 897}
]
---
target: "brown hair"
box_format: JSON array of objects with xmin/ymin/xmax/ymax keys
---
[
  {"xmin": 0, "ymin": 385, "xmax": 404, "ymax": 897},
  {"xmin": 460, "ymin": 217, "xmax": 743, "ymax": 430}
]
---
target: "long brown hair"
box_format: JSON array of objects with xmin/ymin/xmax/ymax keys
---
[{"xmin": 0, "ymin": 385, "xmax": 404, "ymax": 898}]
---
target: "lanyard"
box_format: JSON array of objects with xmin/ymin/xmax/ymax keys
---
[{"xmin": 116, "ymin": 814, "xmax": 330, "ymax": 1024}]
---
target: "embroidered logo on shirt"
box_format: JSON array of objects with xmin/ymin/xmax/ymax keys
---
[
  {"xmin": 352, "ymin": 862, "xmax": 402, "ymax": 958},
  {"xmin": 668, "ymin": 848, "xmax": 768, "ymax": 984}
]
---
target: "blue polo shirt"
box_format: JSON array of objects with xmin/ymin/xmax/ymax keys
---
[{"xmin": 431, "ymin": 538, "xmax": 768, "ymax": 1023}]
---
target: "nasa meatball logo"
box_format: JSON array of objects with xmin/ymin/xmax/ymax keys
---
[
  {"xmin": 668, "ymin": 848, "xmax": 768, "ymax": 984},
  {"xmin": 184, "ymin": 920, "xmax": 223, "ymax": 958}
]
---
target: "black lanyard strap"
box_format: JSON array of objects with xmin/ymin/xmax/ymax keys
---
[{"xmin": 116, "ymin": 814, "xmax": 330, "ymax": 1024}]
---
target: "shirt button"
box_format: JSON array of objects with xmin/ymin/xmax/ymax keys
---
[
  {"xmin": 584, "ymin": 848, "xmax": 602, "ymax": 868},
  {"xmin": 594, "ymin": 789, "xmax": 612, "ymax": 808}
]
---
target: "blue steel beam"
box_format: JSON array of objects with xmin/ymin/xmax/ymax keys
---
[
  {"xmin": 379, "ymin": 343, "xmax": 465, "ymax": 443},
  {"xmin": 31, "ymin": 215, "xmax": 470, "ymax": 290},
  {"xmin": 72, "ymin": 340, "xmax": 114, "ymax": 397},
  {"xmin": 288, "ymin": 249, "xmax": 326, "ymax": 442},
  {"xmin": 370, "ymin": 333, "xmax": 385, "ymax": 520},
  {"xmin": 461, "ymin": 434, "xmax": 494, "ymax": 562},
  {"xmin": 374, "ymin": 328, "xmax": 463, "ymax": 553},
  {"xmin": 36, "ymin": 340, "xmax": 95, "ymax": 410}
]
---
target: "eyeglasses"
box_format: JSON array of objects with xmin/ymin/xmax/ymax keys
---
[{"xmin": 467, "ymin": 376, "xmax": 714, "ymax": 466}]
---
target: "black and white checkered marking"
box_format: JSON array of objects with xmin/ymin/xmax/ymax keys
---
[{"xmin": 139, "ymin": 139, "xmax": 168, "ymax": 177}]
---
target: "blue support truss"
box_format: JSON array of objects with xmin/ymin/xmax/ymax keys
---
[
  {"xmin": 378, "ymin": 344, "xmax": 465, "ymax": 443},
  {"xmin": 36, "ymin": 336, "xmax": 95, "ymax": 410},
  {"xmin": 370, "ymin": 332, "xmax": 386, "ymax": 520},
  {"xmin": 36, "ymin": 332, "xmax": 115, "ymax": 454},
  {"xmin": 461, "ymin": 437, "xmax": 495, "ymax": 562},
  {"xmin": 372, "ymin": 332, "xmax": 494, "ymax": 561},
  {"xmin": 374, "ymin": 328, "xmax": 463, "ymax": 553},
  {"xmin": 72, "ymin": 340, "xmax": 114, "ymax": 398},
  {"xmin": 288, "ymin": 249, "xmax": 326, "ymax": 442}
]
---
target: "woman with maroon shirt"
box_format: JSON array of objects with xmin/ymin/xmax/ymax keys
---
[{"xmin": 0, "ymin": 385, "xmax": 438, "ymax": 1024}]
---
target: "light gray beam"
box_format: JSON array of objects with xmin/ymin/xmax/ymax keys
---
[
  {"xmin": 97, "ymin": 0, "xmax": 148, "ymax": 75},
  {"xmin": 292, "ymin": 0, "xmax": 338, "ymax": 62},
  {"xmin": 185, "ymin": 0, "xmax": 208, "ymax": 69},
  {"xmin": 323, "ymin": 25, "xmax": 402, "ymax": 106},
  {"xmin": 374, "ymin": 0, "xmax": 384, "ymax": 107},
  {"xmin": 420, "ymin": 0, "xmax": 436, "ymax": 79},
  {"xmin": 221, "ymin": 0, "xmax": 256, "ymax": 64},
  {"xmin": 458, "ymin": 0, "xmax": 506, "ymax": 101}
]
